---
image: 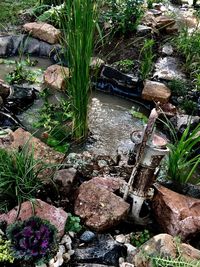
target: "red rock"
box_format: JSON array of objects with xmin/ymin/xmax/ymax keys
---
[
  {"xmin": 23, "ymin": 22, "xmax": 61, "ymax": 44},
  {"xmin": 152, "ymin": 184, "xmax": 200, "ymax": 240},
  {"xmin": 74, "ymin": 181, "xmax": 130, "ymax": 231},
  {"xmin": 89, "ymin": 176, "xmax": 124, "ymax": 192},
  {"xmin": 142, "ymin": 80, "xmax": 171, "ymax": 103},
  {"xmin": 0, "ymin": 199, "xmax": 68, "ymax": 237},
  {"xmin": 43, "ymin": 64, "xmax": 69, "ymax": 91}
]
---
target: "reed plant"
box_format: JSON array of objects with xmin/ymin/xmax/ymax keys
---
[{"xmin": 61, "ymin": 0, "xmax": 98, "ymax": 140}]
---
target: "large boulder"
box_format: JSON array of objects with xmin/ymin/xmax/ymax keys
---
[
  {"xmin": 43, "ymin": 64, "xmax": 69, "ymax": 91},
  {"xmin": 74, "ymin": 179, "xmax": 130, "ymax": 231},
  {"xmin": 142, "ymin": 80, "xmax": 171, "ymax": 103},
  {"xmin": 23, "ymin": 22, "xmax": 61, "ymax": 44},
  {"xmin": 0, "ymin": 199, "xmax": 68, "ymax": 238},
  {"xmin": 132, "ymin": 233, "xmax": 200, "ymax": 267},
  {"xmin": 152, "ymin": 184, "xmax": 200, "ymax": 240}
]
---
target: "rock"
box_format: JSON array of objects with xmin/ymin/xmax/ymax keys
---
[
  {"xmin": 80, "ymin": 231, "xmax": 96, "ymax": 243},
  {"xmin": 90, "ymin": 57, "xmax": 105, "ymax": 70},
  {"xmin": 74, "ymin": 234, "xmax": 127, "ymax": 266},
  {"xmin": 75, "ymin": 265, "xmax": 115, "ymax": 267},
  {"xmin": 0, "ymin": 96, "xmax": 3, "ymax": 107},
  {"xmin": 43, "ymin": 64, "xmax": 69, "ymax": 91},
  {"xmin": 147, "ymin": 9, "xmax": 162, "ymax": 16},
  {"xmin": 132, "ymin": 233, "xmax": 200, "ymax": 267},
  {"xmin": 165, "ymin": 24, "xmax": 178, "ymax": 34},
  {"xmin": 136, "ymin": 25, "xmax": 152, "ymax": 36},
  {"xmin": 160, "ymin": 102, "xmax": 177, "ymax": 117},
  {"xmin": 23, "ymin": 22, "xmax": 61, "ymax": 44},
  {"xmin": 115, "ymin": 234, "xmax": 126, "ymax": 244},
  {"xmin": 170, "ymin": 114, "xmax": 200, "ymax": 133},
  {"xmin": 142, "ymin": 80, "xmax": 171, "ymax": 103},
  {"xmin": 0, "ymin": 199, "xmax": 68, "ymax": 238},
  {"xmin": 120, "ymin": 263, "xmax": 134, "ymax": 267},
  {"xmin": 0, "ymin": 79, "xmax": 11, "ymax": 99},
  {"xmin": 161, "ymin": 44, "xmax": 173, "ymax": 56},
  {"xmin": 153, "ymin": 57, "xmax": 186, "ymax": 81},
  {"xmin": 0, "ymin": 36, "xmax": 12, "ymax": 56},
  {"xmin": 2, "ymin": 128, "xmax": 64, "ymax": 165},
  {"xmin": 54, "ymin": 168, "xmax": 77, "ymax": 197},
  {"xmin": 156, "ymin": 15, "xmax": 176, "ymax": 29},
  {"xmin": 74, "ymin": 180, "xmax": 130, "ymax": 231},
  {"xmin": 152, "ymin": 184, "xmax": 200, "ymax": 240},
  {"xmin": 89, "ymin": 176, "xmax": 124, "ymax": 192},
  {"xmin": 125, "ymin": 243, "xmax": 137, "ymax": 263}
]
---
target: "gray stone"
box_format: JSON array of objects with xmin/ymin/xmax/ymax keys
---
[
  {"xmin": 74, "ymin": 234, "xmax": 127, "ymax": 266},
  {"xmin": 80, "ymin": 231, "xmax": 96, "ymax": 243},
  {"xmin": 54, "ymin": 168, "xmax": 77, "ymax": 196},
  {"xmin": 162, "ymin": 44, "xmax": 173, "ymax": 56},
  {"xmin": 136, "ymin": 25, "xmax": 152, "ymax": 36},
  {"xmin": 0, "ymin": 36, "xmax": 12, "ymax": 56}
]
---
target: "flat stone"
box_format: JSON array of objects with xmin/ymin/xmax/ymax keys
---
[
  {"xmin": 142, "ymin": 80, "xmax": 171, "ymax": 103},
  {"xmin": 2, "ymin": 128, "xmax": 64, "ymax": 165},
  {"xmin": 74, "ymin": 180, "xmax": 130, "ymax": 231},
  {"xmin": 153, "ymin": 57, "xmax": 186, "ymax": 81},
  {"xmin": 132, "ymin": 233, "xmax": 200, "ymax": 267},
  {"xmin": 152, "ymin": 184, "xmax": 200, "ymax": 240},
  {"xmin": 90, "ymin": 176, "xmax": 124, "ymax": 192},
  {"xmin": 23, "ymin": 22, "xmax": 61, "ymax": 44},
  {"xmin": 0, "ymin": 199, "xmax": 68, "ymax": 238},
  {"xmin": 156, "ymin": 15, "xmax": 176, "ymax": 29},
  {"xmin": 43, "ymin": 64, "xmax": 69, "ymax": 91}
]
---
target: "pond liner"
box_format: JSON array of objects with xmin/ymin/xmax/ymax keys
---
[
  {"xmin": 0, "ymin": 34, "xmax": 62, "ymax": 62},
  {"xmin": 0, "ymin": 110, "xmax": 24, "ymax": 130}
]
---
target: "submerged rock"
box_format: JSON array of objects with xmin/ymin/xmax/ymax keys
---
[
  {"xmin": 43, "ymin": 64, "xmax": 70, "ymax": 91},
  {"xmin": 23, "ymin": 22, "xmax": 61, "ymax": 44},
  {"xmin": 132, "ymin": 233, "xmax": 200, "ymax": 267},
  {"xmin": 142, "ymin": 80, "xmax": 171, "ymax": 103},
  {"xmin": 74, "ymin": 234, "xmax": 127, "ymax": 266},
  {"xmin": 153, "ymin": 57, "xmax": 186, "ymax": 81},
  {"xmin": 74, "ymin": 179, "xmax": 129, "ymax": 231},
  {"xmin": 0, "ymin": 199, "xmax": 68, "ymax": 238},
  {"xmin": 152, "ymin": 184, "xmax": 200, "ymax": 240}
]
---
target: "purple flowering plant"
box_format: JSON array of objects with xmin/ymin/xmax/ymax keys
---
[{"xmin": 6, "ymin": 216, "xmax": 57, "ymax": 264}]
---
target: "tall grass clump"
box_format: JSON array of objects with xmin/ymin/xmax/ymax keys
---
[
  {"xmin": 61, "ymin": 0, "xmax": 98, "ymax": 140},
  {"xmin": 139, "ymin": 39, "xmax": 155, "ymax": 80}
]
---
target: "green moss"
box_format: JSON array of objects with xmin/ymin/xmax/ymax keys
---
[{"xmin": 0, "ymin": 236, "xmax": 14, "ymax": 263}]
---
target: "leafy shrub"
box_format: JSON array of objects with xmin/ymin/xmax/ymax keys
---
[
  {"xmin": 168, "ymin": 79, "xmax": 188, "ymax": 96},
  {"xmin": 130, "ymin": 230, "xmax": 151, "ymax": 247},
  {"xmin": 167, "ymin": 123, "xmax": 200, "ymax": 184},
  {"xmin": 139, "ymin": 39, "xmax": 155, "ymax": 80},
  {"xmin": 102, "ymin": 0, "xmax": 144, "ymax": 33},
  {"xmin": 112, "ymin": 59, "xmax": 134, "ymax": 73},
  {"xmin": 6, "ymin": 217, "xmax": 57, "ymax": 265},
  {"xmin": 0, "ymin": 144, "xmax": 50, "ymax": 213},
  {"xmin": 65, "ymin": 213, "xmax": 82, "ymax": 233},
  {"xmin": 180, "ymin": 99, "xmax": 198, "ymax": 115},
  {"xmin": 0, "ymin": 236, "xmax": 14, "ymax": 263}
]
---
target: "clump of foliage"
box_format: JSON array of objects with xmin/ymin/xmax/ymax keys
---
[
  {"xmin": 180, "ymin": 99, "xmax": 198, "ymax": 115},
  {"xmin": 65, "ymin": 213, "xmax": 82, "ymax": 233},
  {"xmin": 0, "ymin": 235, "xmax": 14, "ymax": 264},
  {"xmin": 167, "ymin": 123, "xmax": 200, "ymax": 184},
  {"xmin": 139, "ymin": 39, "xmax": 155, "ymax": 80},
  {"xmin": 102, "ymin": 0, "xmax": 144, "ymax": 33},
  {"xmin": 130, "ymin": 108, "xmax": 148, "ymax": 123},
  {"xmin": 168, "ymin": 79, "xmax": 188, "ymax": 96},
  {"xmin": 62, "ymin": 0, "xmax": 98, "ymax": 140},
  {"xmin": 130, "ymin": 230, "xmax": 151, "ymax": 247},
  {"xmin": 34, "ymin": 91, "xmax": 72, "ymax": 153},
  {"xmin": 6, "ymin": 216, "xmax": 57, "ymax": 265},
  {"xmin": 0, "ymin": 144, "xmax": 50, "ymax": 213},
  {"xmin": 112, "ymin": 59, "xmax": 134, "ymax": 73},
  {"xmin": 6, "ymin": 61, "xmax": 42, "ymax": 85},
  {"xmin": 151, "ymin": 256, "xmax": 200, "ymax": 267}
]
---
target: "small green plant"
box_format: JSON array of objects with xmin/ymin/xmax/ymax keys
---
[
  {"xmin": 180, "ymin": 99, "xmax": 198, "ymax": 115},
  {"xmin": 0, "ymin": 144, "xmax": 53, "ymax": 213},
  {"xmin": 102, "ymin": 0, "xmax": 144, "ymax": 33},
  {"xmin": 168, "ymin": 79, "xmax": 189, "ymax": 96},
  {"xmin": 151, "ymin": 256, "xmax": 200, "ymax": 267},
  {"xmin": 113, "ymin": 59, "xmax": 134, "ymax": 73},
  {"xmin": 139, "ymin": 39, "xmax": 155, "ymax": 80},
  {"xmin": 0, "ymin": 236, "xmax": 14, "ymax": 263},
  {"xmin": 129, "ymin": 108, "xmax": 148, "ymax": 123},
  {"xmin": 6, "ymin": 216, "xmax": 57, "ymax": 265},
  {"xmin": 130, "ymin": 230, "xmax": 151, "ymax": 247},
  {"xmin": 167, "ymin": 123, "xmax": 200, "ymax": 184},
  {"xmin": 65, "ymin": 213, "xmax": 82, "ymax": 233}
]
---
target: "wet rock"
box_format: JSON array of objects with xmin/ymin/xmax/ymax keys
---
[
  {"xmin": 136, "ymin": 25, "xmax": 152, "ymax": 36},
  {"xmin": 53, "ymin": 168, "xmax": 77, "ymax": 197},
  {"xmin": 161, "ymin": 44, "xmax": 173, "ymax": 56},
  {"xmin": 2, "ymin": 128, "xmax": 64, "ymax": 164},
  {"xmin": 153, "ymin": 57, "xmax": 186, "ymax": 81},
  {"xmin": 132, "ymin": 233, "xmax": 200, "ymax": 267},
  {"xmin": 156, "ymin": 15, "xmax": 176, "ymax": 29},
  {"xmin": 0, "ymin": 79, "xmax": 11, "ymax": 99},
  {"xmin": 142, "ymin": 80, "xmax": 171, "ymax": 103},
  {"xmin": 0, "ymin": 36, "xmax": 13, "ymax": 56},
  {"xmin": 0, "ymin": 199, "xmax": 68, "ymax": 238},
  {"xmin": 152, "ymin": 184, "xmax": 200, "ymax": 240},
  {"xmin": 80, "ymin": 231, "xmax": 96, "ymax": 243},
  {"xmin": 170, "ymin": 114, "xmax": 200, "ymax": 133},
  {"xmin": 74, "ymin": 180, "xmax": 130, "ymax": 231},
  {"xmin": 43, "ymin": 64, "xmax": 69, "ymax": 91},
  {"xmin": 74, "ymin": 234, "xmax": 127, "ymax": 266},
  {"xmin": 23, "ymin": 22, "xmax": 61, "ymax": 44}
]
